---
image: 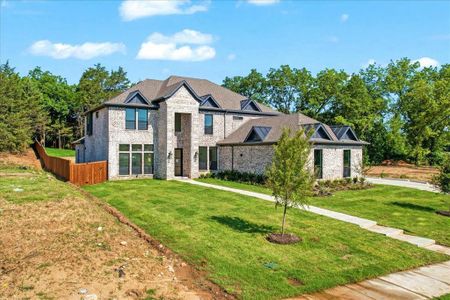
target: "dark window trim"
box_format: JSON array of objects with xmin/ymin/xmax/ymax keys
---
[
  {"xmin": 204, "ymin": 114, "xmax": 213, "ymax": 135},
  {"xmin": 137, "ymin": 108, "xmax": 148, "ymax": 130},
  {"xmin": 118, "ymin": 143, "xmax": 154, "ymax": 176},
  {"xmin": 343, "ymin": 149, "xmax": 351, "ymax": 178},
  {"xmin": 209, "ymin": 147, "xmax": 218, "ymax": 170},
  {"xmin": 175, "ymin": 113, "xmax": 182, "ymax": 133},
  {"xmin": 314, "ymin": 149, "xmax": 323, "ymax": 179},
  {"xmin": 86, "ymin": 112, "xmax": 93, "ymax": 136},
  {"xmin": 199, "ymin": 146, "xmax": 208, "ymax": 170},
  {"xmin": 125, "ymin": 108, "xmax": 136, "ymax": 130}
]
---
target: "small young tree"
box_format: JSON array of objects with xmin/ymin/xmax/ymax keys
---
[{"xmin": 266, "ymin": 128, "xmax": 315, "ymax": 242}]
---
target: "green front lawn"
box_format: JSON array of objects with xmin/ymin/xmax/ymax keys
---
[
  {"xmin": 84, "ymin": 179, "xmax": 447, "ymax": 299},
  {"xmin": 196, "ymin": 178, "xmax": 450, "ymax": 247},
  {"xmin": 44, "ymin": 147, "xmax": 75, "ymax": 157}
]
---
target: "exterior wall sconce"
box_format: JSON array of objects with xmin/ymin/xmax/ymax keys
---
[
  {"xmin": 194, "ymin": 151, "xmax": 198, "ymax": 160},
  {"xmin": 168, "ymin": 151, "xmax": 172, "ymax": 159}
]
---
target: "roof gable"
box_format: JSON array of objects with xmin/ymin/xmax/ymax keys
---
[
  {"xmin": 200, "ymin": 94, "xmax": 220, "ymax": 108},
  {"xmin": 244, "ymin": 126, "xmax": 271, "ymax": 143},
  {"xmin": 125, "ymin": 90, "xmax": 150, "ymax": 105},
  {"xmin": 241, "ymin": 99, "xmax": 262, "ymax": 112},
  {"xmin": 304, "ymin": 123, "xmax": 333, "ymax": 140},
  {"xmin": 330, "ymin": 125, "xmax": 359, "ymax": 141}
]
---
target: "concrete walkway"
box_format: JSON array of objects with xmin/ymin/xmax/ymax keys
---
[
  {"xmin": 181, "ymin": 179, "xmax": 448, "ymax": 254},
  {"xmin": 177, "ymin": 179, "xmax": 450, "ymax": 299},
  {"xmin": 296, "ymin": 261, "xmax": 450, "ymax": 300},
  {"xmin": 366, "ymin": 177, "xmax": 439, "ymax": 193}
]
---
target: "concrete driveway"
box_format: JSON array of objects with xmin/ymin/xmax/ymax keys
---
[{"xmin": 365, "ymin": 177, "xmax": 440, "ymax": 193}]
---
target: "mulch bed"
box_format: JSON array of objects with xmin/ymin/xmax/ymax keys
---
[
  {"xmin": 436, "ymin": 210, "xmax": 450, "ymax": 217},
  {"xmin": 267, "ymin": 233, "xmax": 301, "ymax": 244}
]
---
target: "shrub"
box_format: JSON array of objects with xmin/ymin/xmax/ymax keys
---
[
  {"xmin": 433, "ymin": 155, "xmax": 450, "ymax": 194},
  {"xmin": 352, "ymin": 177, "xmax": 358, "ymax": 184},
  {"xmin": 213, "ymin": 170, "xmax": 267, "ymax": 186}
]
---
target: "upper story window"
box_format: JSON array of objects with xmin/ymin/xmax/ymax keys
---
[
  {"xmin": 138, "ymin": 109, "xmax": 148, "ymax": 130},
  {"xmin": 126, "ymin": 108, "xmax": 148, "ymax": 130},
  {"xmin": 175, "ymin": 113, "xmax": 182, "ymax": 133},
  {"xmin": 86, "ymin": 112, "xmax": 93, "ymax": 136},
  {"xmin": 204, "ymin": 114, "xmax": 213, "ymax": 135},
  {"xmin": 126, "ymin": 108, "xmax": 136, "ymax": 130}
]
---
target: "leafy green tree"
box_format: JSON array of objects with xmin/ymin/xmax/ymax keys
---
[
  {"xmin": 0, "ymin": 62, "xmax": 46, "ymax": 152},
  {"xmin": 222, "ymin": 69, "xmax": 268, "ymax": 105},
  {"xmin": 266, "ymin": 128, "xmax": 315, "ymax": 235},
  {"xmin": 75, "ymin": 64, "xmax": 130, "ymax": 136},
  {"xmin": 28, "ymin": 67, "xmax": 76, "ymax": 148}
]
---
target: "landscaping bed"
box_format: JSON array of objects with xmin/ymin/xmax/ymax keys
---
[{"xmin": 85, "ymin": 179, "xmax": 448, "ymax": 299}]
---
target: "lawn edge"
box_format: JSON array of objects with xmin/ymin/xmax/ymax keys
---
[{"xmin": 76, "ymin": 185, "xmax": 236, "ymax": 300}]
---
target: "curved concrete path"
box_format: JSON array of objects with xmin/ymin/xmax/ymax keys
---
[
  {"xmin": 177, "ymin": 179, "xmax": 450, "ymax": 299},
  {"xmin": 365, "ymin": 177, "xmax": 439, "ymax": 193}
]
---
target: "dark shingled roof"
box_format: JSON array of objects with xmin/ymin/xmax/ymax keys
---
[
  {"xmin": 105, "ymin": 75, "xmax": 277, "ymax": 113},
  {"xmin": 218, "ymin": 113, "xmax": 369, "ymax": 146}
]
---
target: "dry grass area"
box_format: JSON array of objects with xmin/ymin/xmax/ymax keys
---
[
  {"xmin": 0, "ymin": 151, "xmax": 225, "ymax": 300},
  {"xmin": 366, "ymin": 160, "xmax": 439, "ymax": 183}
]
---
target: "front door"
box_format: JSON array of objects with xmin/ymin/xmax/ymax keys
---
[{"xmin": 174, "ymin": 148, "xmax": 183, "ymax": 176}]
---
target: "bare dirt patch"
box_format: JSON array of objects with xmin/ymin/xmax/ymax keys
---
[
  {"xmin": 0, "ymin": 148, "xmax": 42, "ymax": 170},
  {"xmin": 266, "ymin": 233, "xmax": 301, "ymax": 244},
  {"xmin": 0, "ymin": 170, "xmax": 227, "ymax": 299},
  {"xmin": 366, "ymin": 160, "xmax": 439, "ymax": 183}
]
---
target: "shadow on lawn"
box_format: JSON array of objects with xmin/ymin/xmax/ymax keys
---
[
  {"xmin": 211, "ymin": 216, "xmax": 275, "ymax": 233},
  {"xmin": 389, "ymin": 201, "xmax": 435, "ymax": 212}
]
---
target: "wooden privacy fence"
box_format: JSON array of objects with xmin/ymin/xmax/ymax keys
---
[{"xmin": 34, "ymin": 141, "xmax": 107, "ymax": 186}]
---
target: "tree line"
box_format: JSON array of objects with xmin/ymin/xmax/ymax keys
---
[
  {"xmin": 223, "ymin": 58, "xmax": 450, "ymax": 165},
  {"xmin": 0, "ymin": 62, "xmax": 131, "ymax": 152},
  {"xmin": 1, "ymin": 58, "xmax": 448, "ymax": 166}
]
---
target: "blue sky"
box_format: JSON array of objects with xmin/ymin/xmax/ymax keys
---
[{"xmin": 1, "ymin": 0, "xmax": 449, "ymax": 85}]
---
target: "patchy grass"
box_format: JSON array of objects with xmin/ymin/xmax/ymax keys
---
[
  {"xmin": 0, "ymin": 166, "xmax": 77, "ymax": 204},
  {"xmin": 0, "ymin": 166, "xmax": 209, "ymax": 299},
  {"xmin": 85, "ymin": 179, "xmax": 448, "ymax": 300},
  {"xmin": 197, "ymin": 178, "xmax": 450, "ymax": 247},
  {"xmin": 44, "ymin": 147, "xmax": 75, "ymax": 157}
]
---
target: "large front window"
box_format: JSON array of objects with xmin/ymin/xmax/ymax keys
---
[
  {"xmin": 209, "ymin": 147, "xmax": 217, "ymax": 170},
  {"xmin": 119, "ymin": 144, "xmax": 154, "ymax": 176},
  {"xmin": 314, "ymin": 149, "xmax": 323, "ymax": 179},
  {"xmin": 204, "ymin": 114, "xmax": 213, "ymax": 135},
  {"xmin": 199, "ymin": 147, "xmax": 207, "ymax": 170},
  {"xmin": 343, "ymin": 149, "xmax": 351, "ymax": 178}
]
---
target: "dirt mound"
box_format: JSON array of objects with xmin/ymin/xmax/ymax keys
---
[
  {"xmin": 0, "ymin": 170, "xmax": 223, "ymax": 299},
  {"xmin": 0, "ymin": 148, "xmax": 41, "ymax": 170},
  {"xmin": 267, "ymin": 233, "xmax": 301, "ymax": 244}
]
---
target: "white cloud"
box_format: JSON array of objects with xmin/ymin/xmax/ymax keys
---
[
  {"xmin": 227, "ymin": 53, "xmax": 236, "ymax": 61},
  {"xmin": 29, "ymin": 40, "xmax": 126, "ymax": 60},
  {"xmin": 136, "ymin": 29, "xmax": 215, "ymax": 61},
  {"xmin": 340, "ymin": 13, "xmax": 349, "ymax": 22},
  {"xmin": 246, "ymin": 0, "xmax": 279, "ymax": 6},
  {"xmin": 148, "ymin": 29, "xmax": 213, "ymax": 45},
  {"xmin": 413, "ymin": 57, "xmax": 439, "ymax": 68},
  {"xmin": 120, "ymin": 0, "xmax": 208, "ymax": 21}
]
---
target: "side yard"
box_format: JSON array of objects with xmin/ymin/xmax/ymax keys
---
[
  {"xmin": 44, "ymin": 147, "xmax": 75, "ymax": 158},
  {"xmin": 0, "ymin": 164, "xmax": 215, "ymax": 299},
  {"xmin": 196, "ymin": 178, "xmax": 450, "ymax": 247},
  {"xmin": 85, "ymin": 179, "xmax": 448, "ymax": 299}
]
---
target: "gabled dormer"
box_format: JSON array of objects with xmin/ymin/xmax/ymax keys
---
[
  {"xmin": 305, "ymin": 123, "xmax": 333, "ymax": 140},
  {"xmin": 240, "ymin": 99, "xmax": 262, "ymax": 112},
  {"xmin": 200, "ymin": 94, "xmax": 221, "ymax": 108},
  {"xmin": 125, "ymin": 90, "xmax": 150, "ymax": 105},
  {"xmin": 244, "ymin": 126, "xmax": 271, "ymax": 143},
  {"xmin": 330, "ymin": 125, "xmax": 359, "ymax": 141}
]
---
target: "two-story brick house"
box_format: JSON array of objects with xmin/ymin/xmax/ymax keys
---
[{"xmin": 75, "ymin": 75, "xmax": 368, "ymax": 180}]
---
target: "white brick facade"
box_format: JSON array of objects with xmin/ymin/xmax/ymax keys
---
[{"xmin": 81, "ymin": 83, "xmax": 365, "ymax": 181}]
